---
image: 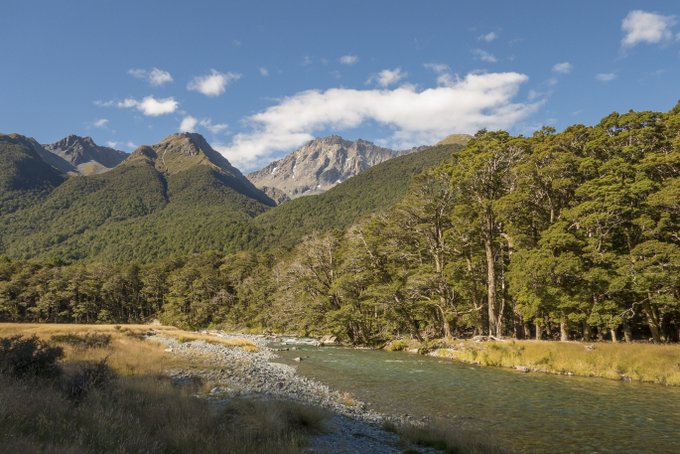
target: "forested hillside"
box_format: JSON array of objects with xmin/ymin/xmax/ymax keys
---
[
  {"xmin": 0, "ymin": 105, "xmax": 678, "ymax": 344},
  {"xmin": 255, "ymin": 143, "xmax": 461, "ymax": 251},
  {"xmin": 0, "ymin": 134, "xmax": 66, "ymax": 215},
  {"xmin": 0, "ymin": 133, "xmax": 274, "ymax": 262}
]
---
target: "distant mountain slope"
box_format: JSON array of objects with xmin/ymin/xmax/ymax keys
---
[
  {"xmin": 0, "ymin": 133, "xmax": 66, "ymax": 214},
  {"xmin": 247, "ymin": 135, "xmax": 407, "ymax": 200},
  {"xmin": 254, "ymin": 143, "xmax": 462, "ymax": 251},
  {"xmin": 149, "ymin": 133, "xmax": 273, "ymax": 206},
  {"xmin": 43, "ymin": 135, "xmax": 128, "ymax": 175},
  {"xmin": 435, "ymin": 133, "xmax": 472, "ymax": 146},
  {"xmin": 0, "ymin": 133, "xmax": 274, "ymax": 262}
]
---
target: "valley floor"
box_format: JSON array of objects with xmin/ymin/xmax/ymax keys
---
[{"xmin": 1, "ymin": 324, "xmax": 487, "ymax": 453}]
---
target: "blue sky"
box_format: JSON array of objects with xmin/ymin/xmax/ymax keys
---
[{"xmin": 1, "ymin": 1, "xmax": 679, "ymax": 171}]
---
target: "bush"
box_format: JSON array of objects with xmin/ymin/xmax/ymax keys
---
[
  {"xmin": 51, "ymin": 333, "xmax": 112, "ymax": 349},
  {"xmin": 64, "ymin": 359, "xmax": 116, "ymax": 401},
  {"xmin": 0, "ymin": 335, "xmax": 63, "ymax": 378}
]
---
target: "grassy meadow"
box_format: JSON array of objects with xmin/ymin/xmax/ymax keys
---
[{"xmin": 387, "ymin": 338, "xmax": 680, "ymax": 386}]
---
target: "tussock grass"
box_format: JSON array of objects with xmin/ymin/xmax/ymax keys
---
[
  {"xmin": 167, "ymin": 331, "xmax": 259, "ymax": 352},
  {"xmin": 0, "ymin": 374, "xmax": 323, "ymax": 453},
  {"xmin": 0, "ymin": 323, "xmax": 328, "ymax": 453},
  {"xmin": 384, "ymin": 419, "xmax": 507, "ymax": 454},
  {"xmin": 432, "ymin": 339, "xmax": 680, "ymax": 385}
]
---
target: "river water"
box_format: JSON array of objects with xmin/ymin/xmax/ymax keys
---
[{"xmin": 273, "ymin": 343, "xmax": 680, "ymax": 453}]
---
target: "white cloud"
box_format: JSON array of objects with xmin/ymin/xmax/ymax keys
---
[
  {"xmin": 179, "ymin": 116, "xmax": 198, "ymax": 133},
  {"xmin": 187, "ymin": 70, "xmax": 241, "ymax": 97},
  {"xmin": 199, "ymin": 118, "xmax": 228, "ymax": 134},
  {"xmin": 109, "ymin": 96, "xmax": 178, "ymax": 116},
  {"xmin": 179, "ymin": 116, "xmax": 229, "ymax": 135},
  {"xmin": 478, "ymin": 32, "xmax": 498, "ymax": 42},
  {"xmin": 596, "ymin": 73, "xmax": 617, "ymax": 82},
  {"xmin": 473, "ymin": 49, "xmax": 497, "ymax": 63},
  {"xmin": 92, "ymin": 118, "xmax": 109, "ymax": 128},
  {"xmin": 215, "ymin": 72, "xmax": 536, "ymax": 170},
  {"xmin": 424, "ymin": 63, "xmax": 456, "ymax": 86},
  {"xmin": 136, "ymin": 96, "xmax": 178, "ymax": 116},
  {"xmin": 339, "ymin": 54, "xmax": 359, "ymax": 65},
  {"xmin": 127, "ymin": 67, "xmax": 173, "ymax": 86},
  {"xmin": 622, "ymin": 10, "xmax": 677, "ymax": 47},
  {"xmin": 148, "ymin": 68, "xmax": 173, "ymax": 86},
  {"xmin": 552, "ymin": 62, "xmax": 573, "ymax": 74},
  {"xmin": 106, "ymin": 141, "xmax": 136, "ymax": 151},
  {"xmin": 259, "ymin": 67, "xmax": 269, "ymax": 77},
  {"xmin": 368, "ymin": 68, "xmax": 407, "ymax": 87},
  {"xmin": 118, "ymin": 98, "xmax": 138, "ymax": 108}
]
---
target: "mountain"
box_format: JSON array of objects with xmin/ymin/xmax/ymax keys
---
[
  {"xmin": 254, "ymin": 142, "xmax": 463, "ymax": 251},
  {"xmin": 247, "ymin": 135, "xmax": 408, "ymax": 200},
  {"xmin": 435, "ymin": 133, "xmax": 473, "ymax": 146},
  {"xmin": 0, "ymin": 133, "xmax": 66, "ymax": 214},
  {"xmin": 43, "ymin": 135, "xmax": 128, "ymax": 175},
  {"xmin": 0, "ymin": 133, "xmax": 274, "ymax": 262}
]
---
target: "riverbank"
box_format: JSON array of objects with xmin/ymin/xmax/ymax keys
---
[
  {"xmin": 1, "ymin": 324, "xmax": 503, "ymax": 453},
  {"xmin": 385, "ymin": 337, "xmax": 680, "ymax": 385}
]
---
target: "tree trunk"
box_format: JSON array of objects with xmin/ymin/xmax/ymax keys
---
[
  {"xmin": 484, "ymin": 235, "xmax": 499, "ymax": 337},
  {"xmin": 535, "ymin": 320, "xmax": 542, "ymax": 340},
  {"xmin": 437, "ymin": 304, "xmax": 453, "ymax": 338},
  {"xmin": 643, "ymin": 301, "xmax": 662, "ymax": 343},
  {"xmin": 559, "ymin": 312, "xmax": 569, "ymax": 342},
  {"xmin": 523, "ymin": 322, "xmax": 532, "ymax": 339},
  {"xmin": 582, "ymin": 321, "xmax": 591, "ymax": 341},
  {"xmin": 610, "ymin": 328, "xmax": 618, "ymax": 343},
  {"xmin": 623, "ymin": 319, "xmax": 633, "ymax": 343}
]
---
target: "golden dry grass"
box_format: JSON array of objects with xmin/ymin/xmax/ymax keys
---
[
  {"xmin": 385, "ymin": 418, "xmax": 506, "ymax": 454},
  {"xmin": 431, "ymin": 339, "xmax": 680, "ymax": 385},
  {"xmin": 164, "ymin": 330, "xmax": 259, "ymax": 351},
  {"xmin": 0, "ymin": 323, "xmax": 328, "ymax": 453},
  {"xmin": 0, "ymin": 323, "xmax": 258, "ymax": 374}
]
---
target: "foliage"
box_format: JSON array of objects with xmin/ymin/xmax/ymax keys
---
[
  {"xmin": 0, "ymin": 335, "xmax": 63, "ymax": 378},
  {"xmin": 0, "ymin": 104, "xmax": 678, "ymax": 344}
]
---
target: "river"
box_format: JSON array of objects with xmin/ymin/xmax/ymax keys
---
[{"xmin": 273, "ymin": 343, "xmax": 680, "ymax": 453}]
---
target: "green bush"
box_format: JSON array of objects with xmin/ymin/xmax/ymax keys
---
[{"xmin": 0, "ymin": 335, "xmax": 64, "ymax": 378}]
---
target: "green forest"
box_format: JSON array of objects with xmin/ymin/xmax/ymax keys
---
[{"xmin": 1, "ymin": 105, "xmax": 678, "ymax": 344}]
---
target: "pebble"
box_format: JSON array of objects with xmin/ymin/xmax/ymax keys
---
[{"xmin": 147, "ymin": 332, "xmax": 436, "ymax": 453}]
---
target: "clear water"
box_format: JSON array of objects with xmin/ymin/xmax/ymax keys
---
[{"xmin": 274, "ymin": 345, "xmax": 680, "ymax": 453}]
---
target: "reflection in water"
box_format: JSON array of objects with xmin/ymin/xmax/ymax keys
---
[{"xmin": 274, "ymin": 345, "xmax": 680, "ymax": 453}]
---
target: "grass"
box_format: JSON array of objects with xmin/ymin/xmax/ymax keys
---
[
  {"xmin": 0, "ymin": 323, "xmax": 328, "ymax": 452},
  {"xmin": 169, "ymin": 331, "xmax": 259, "ymax": 352},
  {"xmin": 428, "ymin": 339, "xmax": 680, "ymax": 385},
  {"xmin": 384, "ymin": 419, "xmax": 507, "ymax": 454}
]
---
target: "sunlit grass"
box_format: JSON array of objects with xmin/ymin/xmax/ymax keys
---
[
  {"xmin": 431, "ymin": 339, "xmax": 680, "ymax": 385},
  {"xmin": 384, "ymin": 418, "xmax": 506, "ymax": 454},
  {"xmin": 0, "ymin": 323, "xmax": 327, "ymax": 452}
]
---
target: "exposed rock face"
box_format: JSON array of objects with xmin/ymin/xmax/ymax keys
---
[
  {"xmin": 43, "ymin": 135, "xmax": 127, "ymax": 175},
  {"xmin": 247, "ymin": 135, "xmax": 407, "ymax": 200}
]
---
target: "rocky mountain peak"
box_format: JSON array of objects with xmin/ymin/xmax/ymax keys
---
[
  {"xmin": 43, "ymin": 135, "xmax": 127, "ymax": 174},
  {"xmin": 247, "ymin": 135, "xmax": 408, "ymax": 200}
]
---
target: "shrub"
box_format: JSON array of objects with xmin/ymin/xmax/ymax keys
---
[
  {"xmin": 51, "ymin": 333, "xmax": 112, "ymax": 349},
  {"xmin": 0, "ymin": 335, "xmax": 63, "ymax": 378},
  {"xmin": 64, "ymin": 359, "xmax": 116, "ymax": 401}
]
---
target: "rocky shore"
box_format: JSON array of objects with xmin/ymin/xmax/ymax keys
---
[{"xmin": 148, "ymin": 331, "xmax": 430, "ymax": 453}]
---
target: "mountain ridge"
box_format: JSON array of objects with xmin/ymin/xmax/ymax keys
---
[
  {"xmin": 247, "ymin": 135, "xmax": 408, "ymax": 200},
  {"xmin": 43, "ymin": 135, "xmax": 127, "ymax": 175}
]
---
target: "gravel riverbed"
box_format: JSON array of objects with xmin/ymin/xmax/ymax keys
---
[{"xmin": 148, "ymin": 331, "xmax": 434, "ymax": 453}]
